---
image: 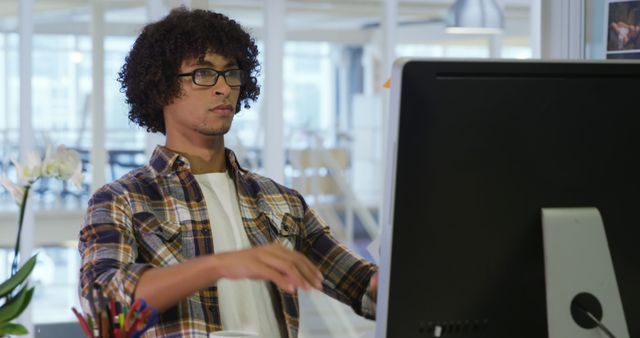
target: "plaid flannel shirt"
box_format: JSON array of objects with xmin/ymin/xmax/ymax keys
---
[{"xmin": 79, "ymin": 146, "xmax": 377, "ymax": 338}]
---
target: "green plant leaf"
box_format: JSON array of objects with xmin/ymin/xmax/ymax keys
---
[
  {"xmin": 0, "ymin": 322, "xmax": 28, "ymax": 335},
  {"xmin": 0, "ymin": 284, "xmax": 32, "ymax": 324},
  {"xmin": 0, "ymin": 255, "xmax": 37, "ymax": 298},
  {"xmin": 12, "ymin": 287, "xmax": 34, "ymax": 324}
]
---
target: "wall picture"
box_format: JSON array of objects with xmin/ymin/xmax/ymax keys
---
[{"xmin": 606, "ymin": 0, "xmax": 640, "ymax": 59}]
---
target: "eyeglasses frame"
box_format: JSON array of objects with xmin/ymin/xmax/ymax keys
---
[{"xmin": 177, "ymin": 68, "xmax": 247, "ymax": 87}]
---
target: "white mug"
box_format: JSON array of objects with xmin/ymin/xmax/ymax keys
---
[{"xmin": 210, "ymin": 331, "xmax": 259, "ymax": 338}]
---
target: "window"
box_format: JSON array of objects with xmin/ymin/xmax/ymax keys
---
[{"xmin": 284, "ymin": 42, "xmax": 335, "ymax": 148}]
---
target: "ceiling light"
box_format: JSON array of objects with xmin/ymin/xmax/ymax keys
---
[{"xmin": 446, "ymin": 0, "xmax": 504, "ymax": 34}]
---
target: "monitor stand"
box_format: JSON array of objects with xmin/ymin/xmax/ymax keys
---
[{"xmin": 542, "ymin": 207, "xmax": 629, "ymax": 338}]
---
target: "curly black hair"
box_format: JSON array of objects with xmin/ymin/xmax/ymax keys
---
[{"xmin": 118, "ymin": 7, "xmax": 260, "ymax": 134}]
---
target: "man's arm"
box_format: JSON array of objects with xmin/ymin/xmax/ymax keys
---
[
  {"xmin": 134, "ymin": 244, "xmax": 324, "ymax": 312},
  {"xmin": 299, "ymin": 206, "xmax": 379, "ymax": 319}
]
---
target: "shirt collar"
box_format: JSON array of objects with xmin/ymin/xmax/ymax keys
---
[{"xmin": 149, "ymin": 145, "xmax": 246, "ymax": 177}]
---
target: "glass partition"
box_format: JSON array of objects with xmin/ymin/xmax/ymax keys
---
[{"xmin": 0, "ymin": 2, "xmax": 19, "ymax": 210}]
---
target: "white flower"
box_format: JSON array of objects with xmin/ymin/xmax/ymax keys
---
[
  {"xmin": 69, "ymin": 160, "xmax": 84, "ymax": 188},
  {"xmin": 0, "ymin": 176, "xmax": 25, "ymax": 205},
  {"xmin": 1, "ymin": 144, "xmax": 85, "ymax": 203},
  {"xmin": 42, "ymin": 145, "xmax": 82, "ymax": 180},
  {"xmin": 11, "ymin": 150, "xmax": 43, "ymax": 185},
  {"xmin": 54, "ymin": 146, "xmax": 82, "ymax": 180},
  {"xmin": 41, "ymin": 144, "xmax": 59, "ymax": 177}
]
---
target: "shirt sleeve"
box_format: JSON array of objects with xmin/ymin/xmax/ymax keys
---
[
  {"xmin": 299, "ymin": 203, "xmax": 378, "ymax": 319},
  {"xmin": 78, "ymin": 187, "xmax": 152, "ymax": 313},
  {"xmin": 361, "ymin": 283, "xmax": 377, "ymax": 318}
]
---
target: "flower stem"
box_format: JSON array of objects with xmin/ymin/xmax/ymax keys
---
[{"xmin": 11, "ymin": 184, "xmax": 31, "ymax": 277}]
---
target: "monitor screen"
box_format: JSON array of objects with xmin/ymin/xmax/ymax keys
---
[{"xmin": 376, "ymin": 59, "xmax": 640, "ymax": 338}]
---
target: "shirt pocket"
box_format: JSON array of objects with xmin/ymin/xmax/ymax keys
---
[
  {"xmin": 134, "ymin": 212, "xmax": 183, "ymax": 266},
  {"xmin": 266, "ymin": 212, "xmax": 301, "ymax": 250}
]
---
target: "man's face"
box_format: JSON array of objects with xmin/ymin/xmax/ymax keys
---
[{"xmin": 164, "ymin": 52, "xmax": 241, "ymax": 138}]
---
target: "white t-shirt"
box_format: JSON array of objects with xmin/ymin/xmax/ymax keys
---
[{"xmin": 195, "ymin": 172, "xmax": 283, "ymax": 338}]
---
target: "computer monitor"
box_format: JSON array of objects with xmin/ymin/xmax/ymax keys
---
[{"xmin": 376, "ymin": 59, "xmax": 640, "ymax": 338}]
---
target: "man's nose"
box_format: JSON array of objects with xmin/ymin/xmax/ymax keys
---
[{"xmin": 213, "ymin": 76, "xmax": 232, "ymax": 96}]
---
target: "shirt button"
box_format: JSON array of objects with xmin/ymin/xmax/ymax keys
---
[{"xmin": 202, "ymin": 228, "xmax": 210, "ymax": 235}]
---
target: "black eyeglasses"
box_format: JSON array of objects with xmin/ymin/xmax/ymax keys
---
[{"xmin": 177, "ymin": 68, "xmax": 247, "ymax": 87}]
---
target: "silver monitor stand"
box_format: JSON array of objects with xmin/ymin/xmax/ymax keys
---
[{"xmin": 542, "ymin": 207, "xmax": 629, "ymax": 338}]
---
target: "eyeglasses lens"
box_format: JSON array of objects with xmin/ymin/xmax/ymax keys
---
[{"xmin": 194, "ymin": 69, "xmax": 244, "ymax": 86}]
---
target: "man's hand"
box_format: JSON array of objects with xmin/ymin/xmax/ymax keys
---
[
  {"xmin": 368, "ymin": 272, "xmax": 378, "ymax": 303},
  {"xmin": 214, "ymin": 243, "xmax": 324, "ymax": 293},
  {"xmin": 134, "ymin": 243, "xmax": 323, "ymax": 312}
]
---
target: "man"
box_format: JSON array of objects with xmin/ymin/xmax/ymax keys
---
[{"xmin": 79, "ymin": 7, "xmax": 378, "ymax": 338}]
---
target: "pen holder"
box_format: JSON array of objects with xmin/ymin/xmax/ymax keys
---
[{"xmin": 72, "ymin": 296, "xmax": 157, "ymax": 338}]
